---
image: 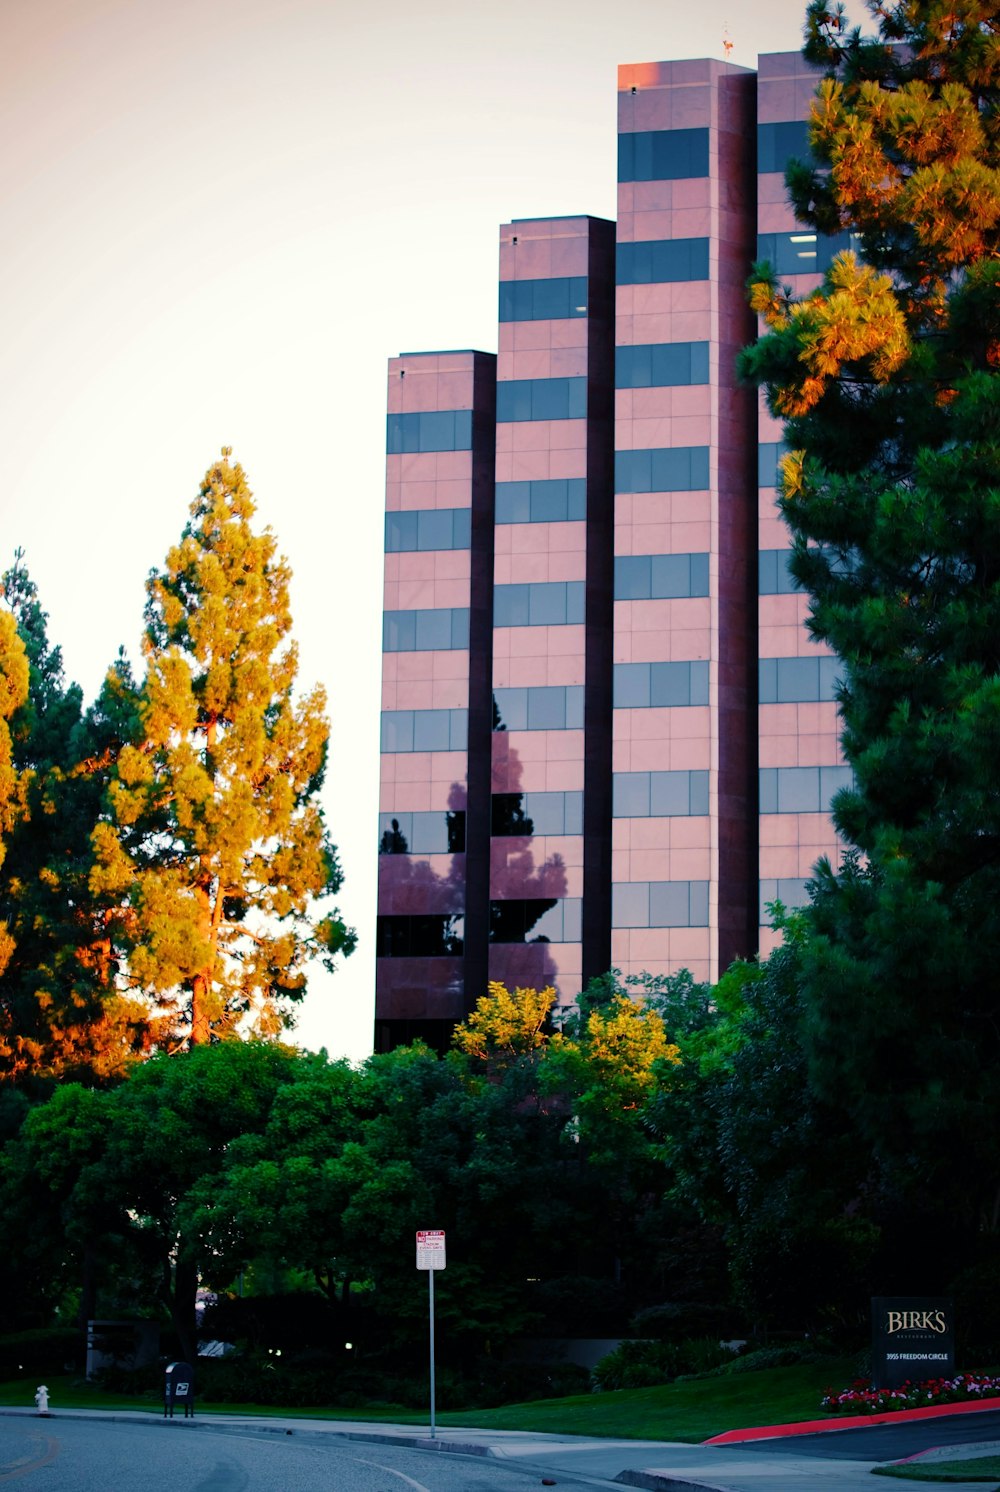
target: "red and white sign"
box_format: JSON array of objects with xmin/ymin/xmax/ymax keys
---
[{"xmin": 416, "ymin": 1229, "xmax": 446, "ymax": 1270}]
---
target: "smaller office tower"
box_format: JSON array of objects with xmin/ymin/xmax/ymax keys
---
[
  {"xmin": 612, "ymin": 59, "xmax": 758, "ymax": 985},
  {"xmin": 490, "ymin": 216, "xmax": 616, "ymax": 1012},
  {"xmin": 754, "ymin": 51, "xmax": 851, "ymax": 953},
  {"xmin": 375, "ymin": 351, "xmax": 496, "ymax": 1052}
]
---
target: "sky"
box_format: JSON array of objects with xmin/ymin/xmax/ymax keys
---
[{"xmin": 0, "ymin": 0, "xmax": 851, "ymax": 1064}]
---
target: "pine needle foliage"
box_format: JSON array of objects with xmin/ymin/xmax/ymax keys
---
[
  {"xmin": 740, "ymin": 0, "xmax": 1000, "ymax": 1251},
  {"xmin": 93, "ymin": 451, "xmax": 355, "ymax": 1047}
]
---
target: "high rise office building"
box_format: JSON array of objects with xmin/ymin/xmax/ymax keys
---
[{"xmin": 375, "ymin": 50, "xmax": 848, "ymax": 1053}]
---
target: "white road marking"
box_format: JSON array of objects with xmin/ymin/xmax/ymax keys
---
[{"xmin": 351, "ymin": 1454, "xmax": 434, "ymax": 1491}]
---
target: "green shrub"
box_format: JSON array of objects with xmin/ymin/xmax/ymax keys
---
[
  {"xmin": 629, "ymin": 1302, "xmax": 732, "ymax": 1341},
  {"xmin": 712, "ymin": 1343, "xmax": 824, "ymax": 1376},
  {"xmin": 0, "ymin": 1329, "xmax": 81, "ymax": 1378},
  {"xmin": 592, "ymin": 1336, "xmax": 735, "ymax": 1391}
]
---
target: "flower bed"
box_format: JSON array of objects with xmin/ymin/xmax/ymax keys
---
[{"xmin": 822, "ymin": 1373, "xmax": 1000, "ymax": 1415}]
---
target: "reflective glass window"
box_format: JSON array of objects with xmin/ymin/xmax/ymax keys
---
[
  {"xmin": 491, "ymin": 795, "xmax": 535, "ymax": 836},
  {"xmin": 613, "ymin": 880, "xmax": 709, "ymax": 927},
  {"xmin": 758, "ymin": 442, "xmax": 785, "ymax": 490},
  {"xmin": 497, "ymin": 377, "xmax": 588, "ymax": 423},
  {"xmin": 614, "ymin": 552, "xmax": 710, "ymax": 600},
  {"xmin": 758, "ymin": 549, "xmax": 799, "ymax": 594},
  {"xmin": 759, "ymin": 655, "xmax": 840, "ymax": 704},
  {"xmin": 615, "ymin": 341, "xmax": 710, "ymax": 388},
  {"xmin": 386, "ymin": 409, "xmax": 474, "ymax": 454},
  {"xmin": 491, "ymin": 791, "xmax": 584, "ymax": 837},
  {"xmin": 612, "ymin": 882, "xmax": 649, "ymax": 927},
  {"xmin": 489, "ymin": 898, "xmax": 581, "ymax": 942},
  {"xmin": 380, "ymin": 708, "xmax": 467, "ymax": 753},
  {"xmin": 378, "ymin": 811, "xmax": 466, "ymax": 855},
  {"xmin": 494, "ymin": 582, "xmax": 585, "ymax": 627},
  {"xmin": 528, "ymin": 790, "xmax": 583, "ymax": 835},
  {"xmin": 650, "ymin": 660, "xmax": 708, "ymax": 707},
  {"xmin": 650, "ymin": 769, "xmax": 705, "ymax": 816},
  {"xmin": 757, "ymin": 120, "xmax": 812, "ymax": 174},
  {"xmin": 649, "ymin": 881, "xmax": 693, "ymax": 927},
  {"xmin": 498, "ymin": 276, "xmax": 589, "ymax": 322},
  {"xmin": 618, "ymin": 127, "xmax": 710, "ymax": 182},
  {"xmin": 759, "ymin": 765, "xmax": 852, "ymax": 814},
  {"xmin": 616, "ymin": 238, "xmax": 710, "ymax": 286},
  {"xmin": 376, "ymin": 914, "xmax": 465, "ymax": 958},
  {"xmin": 383, "ymin": 608, "xmax": 469, "ymax": 652},
  {"xmin": 613, "ymin": 661, "xmax": 709, "ymax": 708},
  {"xmin": 495, "ymin": 478, "xmax": 587, "ymax": 524},
  {"xmin": 492, "ymin": 686, "xmax": 584, "ymax": 731},
  {"xmin": 756, "ymin": 229, "xmax": 864, "ymax": 277},
  {"xmin": 759, "ymin": 878, "xmax": 809, "ymax": 920},
  {"xmin": 613, "ymin": 774, "xmax": 651, "ymax": 816},
  {"xmin": 614, "ymin": 769, "xmax": 709, "ymax": 816},
  {"xmin": 614, "ymin": 446, "xmax": 710, "ymax": 493}
]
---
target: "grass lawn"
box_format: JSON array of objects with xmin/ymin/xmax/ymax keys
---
[
  {"xmin": 0, "ymin": 1357, "xmax": 857, "ymax": 1443},
  {"xmin": 873, "ymin": 1455, "xmax": 1000, "ymax": 1482}
]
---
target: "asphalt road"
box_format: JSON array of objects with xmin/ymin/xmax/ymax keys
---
[
  {"xmin": 0, "ymin": 1417, "xmax": 608, "ymax": 1492},
  {"xmin": 738, "ymin": 1408, "xmax": 1000, "ymax": 1460}
]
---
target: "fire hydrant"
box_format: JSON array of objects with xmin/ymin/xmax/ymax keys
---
[{"xmin": 34, "ymin": 1385, "xmax": 50, "ymax": 1416}]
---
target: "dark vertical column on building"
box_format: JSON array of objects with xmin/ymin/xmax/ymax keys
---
[
  {"xmin": 461, "ymin": 354, "xmax": 498, "ymax": 1012},
  {"xmin": 582, "ymin": 221, "xmax": 616, "ymax": 986},
  {"xmin": 714, "ymin": 67, "xmax": 758, "ymax": 973}
]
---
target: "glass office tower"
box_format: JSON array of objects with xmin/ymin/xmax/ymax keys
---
[
  {"xmin": 376, "ymin": 51, "xmax": 846, "ymax": 1047},
  {"xmin": 612, "ymin": 59, "xmax": 757, "ymax": 986}
]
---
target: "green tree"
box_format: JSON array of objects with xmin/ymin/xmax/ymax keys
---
[
  {"xmin": 0, "ymin": 1042, "xmax": 303, "ymax": 1357},
  {"xmin": 0, "ymin": 601, "xmax": 29, "ymax": 988},
  {"xmin": 0, "ymin": 557, "xmax": 149, "ymax": 1082},
  {"xmin": 93, "ymin": 451, "xmax": 355, "ymax": 1046},
  {"xmin": 741, "ymin": 0, "xmax": 1000, "ymax": 1265}
]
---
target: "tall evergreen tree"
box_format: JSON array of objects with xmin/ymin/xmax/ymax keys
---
[
  {"xmin": 0, "ymin": 601, "xmax": 29, "ymax": 992},
  {"xmin": 741, "ymin": 0, "xmax": 1000, "ymax": 1256},
  {"xmin": 0, "ymin": 558, "xmax": 148, "ymax": 1081},
  {"xmin": 93, "ymin": 451, "xmax": 355, "ymax": 1046}
]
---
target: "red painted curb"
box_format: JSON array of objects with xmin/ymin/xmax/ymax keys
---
[{"xmin": 703, "ymin": 1394, "xmax": 1000, "ymax": 1444}]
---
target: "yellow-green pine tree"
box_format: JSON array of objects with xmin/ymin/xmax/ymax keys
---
[
  {"xmin": 0, "ymin": 609, "xmax": 29, "ymax": 985},
  {"xmin": 94, "ymin": 451, "xmax": 355, "ymax": 1046}
]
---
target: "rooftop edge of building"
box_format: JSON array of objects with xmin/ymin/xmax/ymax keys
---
[
  {"xmin": 618, "ymin": 56, "xmax": 757, "ymax": 89},
  {"xmin": 393, "ymin": 348, "xmax": 497, "ymax": 360}
]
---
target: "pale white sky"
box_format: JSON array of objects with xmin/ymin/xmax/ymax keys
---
[{"xmin": 0, "ymin": 0, "xmax": 841, "ymax": 1063}]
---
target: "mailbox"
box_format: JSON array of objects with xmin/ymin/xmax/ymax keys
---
[{"xmin": 164, "ymin": 1361, "xmax": 196, "ymax": 1418}]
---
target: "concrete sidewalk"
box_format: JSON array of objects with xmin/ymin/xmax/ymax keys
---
[{"xmin": 3, "ymin": 1403, "xmax": 1000, "ymax": 1490}]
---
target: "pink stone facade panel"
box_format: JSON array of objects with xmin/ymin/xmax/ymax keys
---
[
  {"xmin": 612, "ymin": 708, "xmax": 712, "ymax": 772},
  {"xmin": 492, "ymin": 731, "xmax": 586, "ymax": 793},
  {"xmin": 487, "ymin": 944, "xmax": 583, "ymax": 1001},
  {"xmin": 493, "ymin": 548, "xmax": 588, "ymax": 586},
  {"xmin": 611, "ymin": 927, "xmax": 712, "ymax": 983}
]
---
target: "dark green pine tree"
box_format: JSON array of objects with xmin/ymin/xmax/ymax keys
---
[
  {"xmin": 0, "ymin": 556, "xmax": 151, "ymax": 1082},
  {"xmin": 740, "ymin": 0, "xmax": 1000, "ymax": 1275}
]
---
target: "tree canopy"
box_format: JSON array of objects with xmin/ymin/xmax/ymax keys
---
[
  {"xmin": 91, "ymin": 451, "xmax": 355, "ymax": 1047},
  {"xmin": 741, "ymin": 0, "xmax": 1000, "ymax": 1262}
]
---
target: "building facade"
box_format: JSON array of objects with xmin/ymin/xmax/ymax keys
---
[{"xmin": 375, "ymin": 51, "xmax": 848, "ymax": 1052}]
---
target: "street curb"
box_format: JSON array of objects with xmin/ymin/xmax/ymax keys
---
[
  {"xmin": 704, "ymin": 1395, "xmax": 1000, "ymax": 1444},
  {"xmin": 0, "ymin": 1407, "xmax": 495, "ymax": 1458},
  {"xmin": 615, "ymin": 1473, "xmax": 733, "ymax": 1492}
]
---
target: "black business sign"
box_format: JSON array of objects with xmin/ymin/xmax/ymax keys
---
[{"xmin": 872, "ymin": 1297, "xmax": 955, "ymax": 1390}]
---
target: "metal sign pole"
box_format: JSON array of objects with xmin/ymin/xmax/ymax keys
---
[
  {"xmin": 429, "ymin": 1265, "xmax": 436, "ymax": 1439},
  {"xmin": 416, "ymin": 1228, "xmax": 445, "ymax": 1440}
]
